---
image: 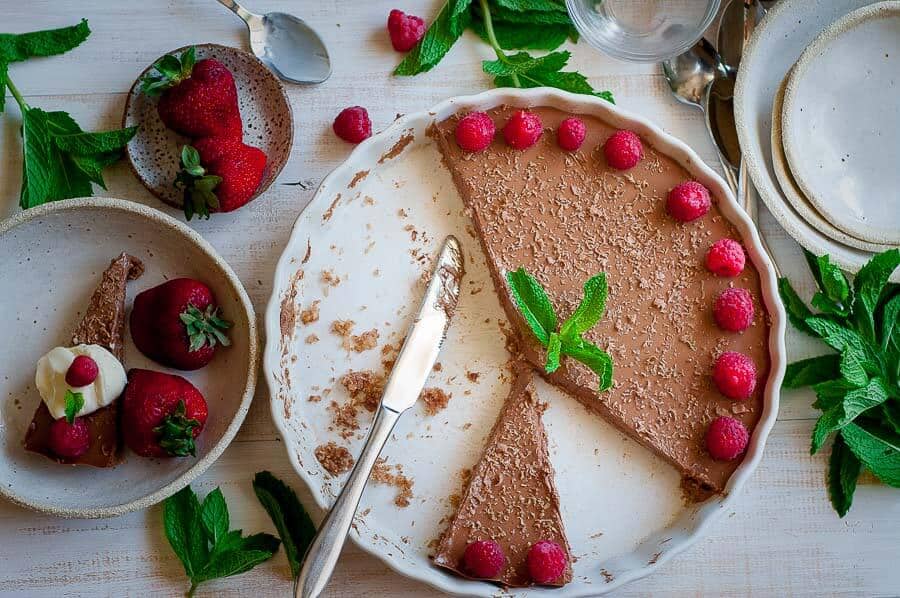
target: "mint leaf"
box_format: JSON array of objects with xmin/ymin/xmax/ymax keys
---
[
  {"xmin": 778, "ymin": 277, "xmax": 815, "ymax": 335},
  {"xmin": 490, "ymin": 4, "xmax": 573, "ymax": 24},
  {"xmin": 883, "ymin": 401, "xmax": 900, "ymax": 435},
  {"xmin": 470, "ymin": 19, "xmax": 573, "ymax": 50},
  {"xmin": 879, "ymin": 293, "xmax": 900, "ymax": 351},
  {"xmin": 811, "ymin": 292, "xmax": 849, "ymax": 318},
  {"xmin": 839, "ymin": 350, "xmax": 869, "ymax": 388},
  {"xmin": 0, "ymin": 19, "xmax": 90, "ymax": 63},
  {"xmin": 164, "ymin": 486, "xmax": 209, "ymax": 579},
  {"xmin": 812, "ymin": 379, "xmax": 859, "ymax": 411},
  {"xmin": 253, "ymin": 471, "xmax": 316, "ymax": 578},
  {"xmin": 63, "ymin": 389, "xmax": 84, "ymax": 423},
  {"xmin": 811, "ymin": 378, "xmax": 889, "ymax": 454},
  {"xmin": 813, "ymin": 253, "xmax": 850, "ymax": 305},
  {"xmin": 783, "ymin": 354, "xmax": 840, "ymax": 389},
  {"xmin": 828, "ymin": 434, "xmax": 861, "ymax": 517},
  {"xmin": 842, "ymin": 421, "xmax": 900, "ymax": 487},
  {"xmin": 494, "ymin": 0, "xmax": 568, "ymax": 12},
  {"xmin": 506, "ymin": 268, "xmax": 557, "ymax": 345},
  {"xmin": 193, "ymin": 550, "xmax": 277, "ymax": 584},
  {"xmin": 200, "ymin": 488, "xmax": 229, "ymax": 546},
  {"xmin": 492, "ymin": 56, "xmax": 614, "ymax": 103},
  {"xmin": 52, "ymin": 126, "xmax": 137, "ymax": 155},
  {"xmin": 483, "ymin": 50, "xmax": 569, "ymax": 76},
  {"xmin": 851, "ymin": 249, "xmax": 900, "ymax": 344},
  {"xmin": 545, "ymin": 332, "xmax": 562, "ymax": 373},
  {"xmin": 805, "ymin": 317, "xmax": 871, "ymax": 357},
  {"xmin": 565, "ymin": 340, "xmax": 613, "ymax": 391},
  {"xmin": 0, "ymin": 60, "xmax": 7, "ymax": 114},
  {"xmin": 394, "ymin": 0, "xmax": 473, "ymax": 76},
  {"xmin": 559, "ymin": 273, "xmax": 608, "ymax": 343}
]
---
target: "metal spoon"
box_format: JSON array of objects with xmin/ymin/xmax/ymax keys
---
[
  {"xmin": 661, "ymin": 39, "xmax": 739, "ymax": 193},
  {"xmin": 215, "ymin": 0, "xmax": 331, "ymax": 84}
]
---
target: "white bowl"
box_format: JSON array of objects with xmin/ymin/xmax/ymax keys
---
[
  {"xmin": 264, "ymin": 88, "xmax": 786, "ymax": 596},
  {"xmin": 0, "ymin": 198, "xmax": 258, "ymax": 518}
]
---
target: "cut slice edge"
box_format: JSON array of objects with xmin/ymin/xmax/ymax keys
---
[
  {"xmin": 24, "ymin": 253, "xmax": 144, "ymax": 467},
  {"xmin": 432, "ymin": 365, "xmax": 573, "ymax": 587}
]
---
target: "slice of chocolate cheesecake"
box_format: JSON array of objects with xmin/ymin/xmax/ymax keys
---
[
  {"xmin": 25, "ymin": 253, "xmax": 144, "ymax": 466},
  {"xmin": 433, "ymin": 367, "xmax": 572, "ymax": 587},
  {"xmin": 434, "ymin": 106, "xmax": 770, "ymax": 498}
]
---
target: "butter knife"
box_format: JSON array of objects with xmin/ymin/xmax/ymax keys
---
[{"xmin": 295, "ymin": 235, "xmax": 464, "ymax": 598}]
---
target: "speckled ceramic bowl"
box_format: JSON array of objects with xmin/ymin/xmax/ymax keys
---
[
  {"xmin": 123, "ymin": 43, "xmax": 293, "ymax": 213},
  {"xmin": 0, "ymin": 198, "xmax": 258, "ymax": 518}
]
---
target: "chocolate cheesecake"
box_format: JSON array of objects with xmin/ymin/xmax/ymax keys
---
[
  {"xmin": 434, "ymin": 106, "xmax": 770, "ymax": 497},
  {"xmin": 433, "ymin": 367, "xmax": 572, "ymax": 587},
  {"xmin": 25, "ymin": 253, "xmax": 144, "ymax": 466}
]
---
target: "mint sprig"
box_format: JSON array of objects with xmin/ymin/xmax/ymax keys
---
[
  {"xmin": 506, "ymin": 267, "xmax": 613, "ymax": 391},
  {"xmin": 1, "ymin": 20, "xmax": 137, "ymax": 208},
  {"xmin": 393, "ymin": 0, "xmax": 614, "ymax": 102},
  {"xmin": 164, "ymin": 485, "xmax": 280, "ymax": 596},
  {"xmin": 779, "ymin": 248, "xmax": 900, "ymax": 517},
  {"xmin": 64, "ymin": 389, "xmax": 84, "ymax": 424},
  {"xmin": 252, "ymin": 471, "xmax": 317, "ymax": 578}
]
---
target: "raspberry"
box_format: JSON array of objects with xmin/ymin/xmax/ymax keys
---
[
  {"xmin": 455, "ymin": 111, "xmax": 495, "ymax": 153},
  {"xmin": 714, "ymin": 287, "xmax": 755, "ymax": 332},
  {"xmin": 526, "ymin": 540, "xmax": 568, "ymax": 584},
  {"xmin": 557, "ymin": 117, "xmax": 586, "ymax": 151},
  {"xmin": 502, "ymin": 110, "xmax": 543, "ymax": 150},
  {"xmin": 48, "ymin": 418, "xmax": 90, "ymax": 459},
  {"xmin": 705, "ymin": 416, "xmax": 749, "ymax": 461},
  {"xmin": 603, "ymin": 130, "xmax": 643, "ymax": 170},
  {"xmin": 387, "ymin": 9, "xmax": 426, "ymax": 52},
  {"xmin": 713, "ymin": 351, "xmax": 758, "ymax": 400},
  {"xmin": 462, "ymin": 540, "xmax": 506, "ymax": 578},
  {"xmin": 706, "ymin": 238, "xmax": 746, "ymax": 277},
  {"xmin": 333, "ymin": 106, "xmax": 372, "ymax": 144},
  {"xmin": 667, "ymin": 181, "xmax": 711, "ymax": 222},
  {"xmin": 65, "ymin": 355, "xmax": 99, "ymax": 387}
]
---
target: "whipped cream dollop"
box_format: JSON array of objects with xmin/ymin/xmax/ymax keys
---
[{"xmin": 35, "ymin": 344, "xmax": 127, "ymax": 420}]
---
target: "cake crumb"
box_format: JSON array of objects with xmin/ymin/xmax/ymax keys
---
[
  {"xmin": 305, "ymin": 334, "xmax": 319, "ymax": 344},
  {"xmin": 315, "ymin": 441, "xmax": 355, "ymax": 475},
  {"xmin": 347, "ymin": 328, "xmax": 379, "ymax": 352},
  {"xmin": 331, "ymin": 319, "xmax": 355, "ymax": 337},
  {"xmin": 341, "ymin": 370, "xmax": 386, "ymax": 412},
  {"xmin": 371, "ymin": 458, "xmax": 414, "ymax": 507},
  {"xmin": 299, "ymin": 300, "xmax": 320, "ymax": 324},
  {"xmin": 308, "ymin": 394, "xmax": 322, "ymax": 403},
  {"xmin": 321, "ymin": 269, "xmax": 341, "ymax": 286},
  {"xmin": 420, "ymin": 387, "xmax": 451, "ymax": 416},
  {"xmin": 433, "ymin": 362, "xmax": 442, "ymax": 372},
  {"xmin": 466, "ymin": 370, "xmax": 480, "ymax": 382},
  {"xmin": 328, "ymin": 400, "xmax": 359, "ymax": 440}
]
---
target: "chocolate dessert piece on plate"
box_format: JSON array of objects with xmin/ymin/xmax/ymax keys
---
[
  {"xmin": 25, "ymin": 253, "xmax": 144, "ymax": 466},
  {"xmin": 434, "ymin": 106, "xmax": 770, "ymax": 498},
  {"xmin": 433, "ymin": 367, "xmax": 572, "ymax": 587}
]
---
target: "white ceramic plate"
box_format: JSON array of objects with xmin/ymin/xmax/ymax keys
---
[
  {"xmin": 265, "ymin": 88, "xmax": 786, "ymax": 596},
  {"xmin": 782, "ymin": 1, "xmax": 900, "ymax": 245},
  {"xmin": 771, "ymin": 69, "xmax": 896, "ymax": 253},
  {"xmin": 0, "ymin": 198, "xmax": 258, "ymax": 518},
  {"xmin": 735, "ymin": 0, "xmax": 900, "ymax": 280}
]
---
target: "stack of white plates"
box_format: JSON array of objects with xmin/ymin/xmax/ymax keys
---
[{"xmin": 736, "ymin": 0, "xmax": 900, "ymax": 277}]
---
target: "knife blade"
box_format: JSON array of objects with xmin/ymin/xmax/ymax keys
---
[
  {"xmin": 381, "ymin": 234, "xmax": 464, "ymax": 413},
  {"xmin": 295, "ymin": 235, "xmax": 464, "ymax": 598}
]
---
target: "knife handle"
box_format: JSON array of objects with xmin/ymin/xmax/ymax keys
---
[{"xmin": 294, "ymin": 406, "xmax": 401, "ymax": 598}]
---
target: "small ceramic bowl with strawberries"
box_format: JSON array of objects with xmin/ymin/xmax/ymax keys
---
[{"xmin": 123, "ymin": 43, "xmax": 293, "ymax": 220}]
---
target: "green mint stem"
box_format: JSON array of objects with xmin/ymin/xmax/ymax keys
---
[
  {"xmin": 6, "ymin": 76, "xmax": 29, "ymax": 111},
  {"xmin": 187, "ymin": 582, "xmax": 197, "ymax": 597},
  {"xmin": 478, "ymin": 0, "xmax": 521, "ymax": 87}
]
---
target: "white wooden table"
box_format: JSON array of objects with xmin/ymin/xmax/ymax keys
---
[{"xmin": 1, "ymin": 2, "xmax": 898, "ymax": 596}]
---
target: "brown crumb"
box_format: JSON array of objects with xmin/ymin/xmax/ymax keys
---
[
  {"xmin": 370, "ymin": 458, "xmax": 413, "ymax": 507},
  {"xmin": 331, "ymin": 319, "xmax": 355, "ymax": 337},
  {"xmin": 380, "ymin": 343, "xmax": 399, "ymax": 371},
  {"xmin": 327, "ymin": 400, "xmax": 359, "ymax": 440},
  {"xmin": 347, "ymin": 328, "xmax": 379, "ymax": 352},
  {"xmin": 466, "ymin": 370, "xmax": 480, "ymax": 382},
  {"xmin": 341, "ymin": 370, "xmax": 386, "ymax": 412},
  {"xmin": 315, "ymin": 441, "xmax": 355, "ymax": 475},
  {"xmin": 321, "ymin": 269, "xmax": 341, "ymax": 286},
  {"xmin": 299, "ymin": 300, "xmax": 320, "ymax": 325},
  {"xmin": 308, "ymin": 394, "xmax": 322, "ymax": 403},
  {"xmin": 420, "ymin": 387, "xmax": 451, "ymax": 416},
  {"xmin": 433, "ymin": 362, "xmax": 442, "ymax": 372},
  {"xmin": 305, "ymin": 334, "xmax": 320, "ymax": 344}
]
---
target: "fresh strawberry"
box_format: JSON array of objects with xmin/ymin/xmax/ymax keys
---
[
  {"xmin": 141, "ymin": 47, "xmax": 242, "ymax": 139},
  {"xmin": 175, "ymin": 142, "xmax": 267, "ymax": 219},
  {"xmin": 130, "ymin": 278, "xmax": 231, "ymax": 371},
  {"xmin": 122, "ymin": 369, "xmax": 208, "ymax": 458}
]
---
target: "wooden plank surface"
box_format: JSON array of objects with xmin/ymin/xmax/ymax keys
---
[{"xmin": 1, "ymin": 1, "xmax": 897, "ymax": 596}]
